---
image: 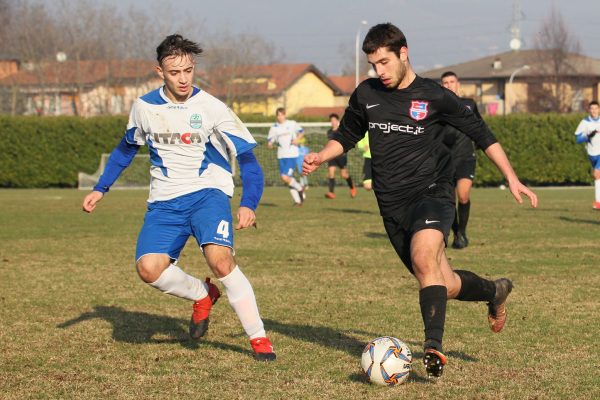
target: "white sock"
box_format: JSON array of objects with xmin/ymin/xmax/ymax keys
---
[
  {"xmin": 300, "ymin": 175, "xmax": 308, "ymax": 187},
  {"xmin": 149, "ymin": 264, "xmax": 208, "ymax": 301},
  {"xmin": 595, "ymin": 179, "xmax": 600, "ymax": 202},
  {"xmin": 289, "ymin": 188, "xmax": 301, "ymax": 204},
  {"xmin": 219, "ymin": 266, "xmax": 266, "ymax": 339},
  {"xmin": 288, "ymin": 177, "xmax": 302, "ymax": 191}
]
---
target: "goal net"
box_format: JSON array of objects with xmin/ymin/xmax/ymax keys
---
[{"xmin": 78, "ymin": 122, "xmax": 366, "ymax": 190}]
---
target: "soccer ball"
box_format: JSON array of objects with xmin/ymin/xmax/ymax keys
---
[{"xmin": 360, "ymin": 336, "xmax": 412, "ymax": 386}]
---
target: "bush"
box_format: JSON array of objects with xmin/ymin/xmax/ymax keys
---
[{"xmin": 0, "ymin": 114, "xmax": 593, "ymax": 188}]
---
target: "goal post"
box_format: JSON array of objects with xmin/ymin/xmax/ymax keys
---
[{"xmin": 78, "ymin": 122, "xmax": 366, "ymax": 190}]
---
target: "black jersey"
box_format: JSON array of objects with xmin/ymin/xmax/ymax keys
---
[
  {"xmin": 442, "ymin": 98, "xmax": 479, "ymax": 161},
  {"xmin": 333, "ymin": 76, "xmax": 497, "ymax": 216}
]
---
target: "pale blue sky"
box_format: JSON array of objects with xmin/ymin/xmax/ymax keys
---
[{"xmin": 99, "ymin": 0, "xmax": 600, "ymax": 74}]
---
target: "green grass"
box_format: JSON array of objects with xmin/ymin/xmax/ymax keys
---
[{"xmin": 0, "ymin": 187, "xmax": 598, "ymax": 399}]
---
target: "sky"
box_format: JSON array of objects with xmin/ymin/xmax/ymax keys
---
[{"xmin": 100, "ymin": 0, "xmax": 600, "ymax": 75}]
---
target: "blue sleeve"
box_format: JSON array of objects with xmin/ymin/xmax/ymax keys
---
[
  {"xmin": 575, "ymin": 133, "xmax": 588, "ymax": 144},
  {"xmin": 93, "ymin": 136, "xmax": 141, "ymax": 193},
  {"xmin": 237, "ymin": 150, "xmax": 264, "ymax": 211}
]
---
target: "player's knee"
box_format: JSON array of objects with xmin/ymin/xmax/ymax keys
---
[
  {"xmin": 363, "ymin": 181, "xmax": 372, "ymax": 190},
  {"xmin": 136, "ymin": 255, "xmax": 169, "ymax": 283},
  {"xmin": 209, "ymin": 257, "xmax": 235, "ymax": 278},
  {"xmin": 457, "ymin": 193, "xmax": 470, "ymax": 204},
  {"xmin": 411, "ymin": 252, "xmax": 438, "ymax": 277}
]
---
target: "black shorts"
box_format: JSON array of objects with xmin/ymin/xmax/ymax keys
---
[
  {"xmin": 382, "ymin": 187, "xmax": 455, "ymax": 274},
  {"xmin": 454, "ymin": 156, "xmax": 476, "ymax": 181},
  {"xmin": 328, "ymin": 154, "xmax": 348, "ymax": 168},
  {"xmin": 362, "ymin": 158, "xmax": 372, "ymax": 181}
]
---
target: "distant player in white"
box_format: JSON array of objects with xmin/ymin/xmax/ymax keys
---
[
  {"xmin": 267, "ymin": 107, "xmax": 306, "ymax": 206},
  {"xmin": 82, "ymin": 34, "xmax": 275, "ymax": 361},
  {"xmin": 574, "ymin": 100, "xmax": 600, "ymax": 210}
]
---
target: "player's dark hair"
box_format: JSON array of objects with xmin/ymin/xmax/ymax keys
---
[
  {"xmin": 362, "ymin": 23, "xmax": 407, "ymax": 57},
  {"xmin": 329, "ymin": 113, "xmax": 340, "ymax": 119},
  {"xmin": 441, "ymin": 71, "xmax": 457, "ymax": 80},
  {"xmin": 276, "ymin": 107, "xmax": 286, "ymax": 115},
  {"xmin": 590, "ymin": 101, "xmax": 599, "ymax": 107},
  {"xmin": 156, "ymin": 34, "xmax": 203, "ymax": 65}
]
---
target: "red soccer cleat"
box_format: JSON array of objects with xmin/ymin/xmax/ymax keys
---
[
  {"xmin": 487, "ymin": 278, "xmax": 513, "ymax": 333},
  {"xmin": 189, "ymin": 278, "xmax": 221, "ymax": 340},
  {"xmin": 250, "ymin": 337, "xmax": 276, "ymax": 362},
  {"xmin": 350, "ymin": 186, "xmax": 357, "ymax": 198},
  {"xmin": 593, "ymin": 201, "xmax": 600, "ymax": 210},
  {"xmin": 325, "ymin": 192, "xmax": 336, "ymax": 199}
]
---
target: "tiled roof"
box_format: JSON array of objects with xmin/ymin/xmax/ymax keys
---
[
  {"xmin": 209, "ymin": 63, "xmax": 343, "ymax": 97},
  {"xmin": 328, "ymin": 75, "xmax": 369, "ymax": 95},
  {"xmin": 0, "ymin": 59, "xmax": 158, "ymax": 86},
  {"xmin": 298, "ymin": 106, "xmax": 346, "ymax": 118},
  {"xmin": 420, "ymin": 50, "xmax": 600, "ymax": 81}
]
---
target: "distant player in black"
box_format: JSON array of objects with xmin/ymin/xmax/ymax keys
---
[
  {"xmin": 325, "ymin": 113, "xmax": 357, "ymax": 199},
  {"xmin": 303, "ymin": 23, "xmax": 537, "ymax": 378},
  {"xmin": 440, "ymin": 71, "xmax": 478, "ymax": 249}
]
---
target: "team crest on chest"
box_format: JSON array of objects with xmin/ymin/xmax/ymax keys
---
[
  {"xmin": 190, "ymin": 113, "xmax": 203, "ymax": 129},
  {"xmin": 409, "ymin": 101, "xmax": 429, "ymax": 121}
]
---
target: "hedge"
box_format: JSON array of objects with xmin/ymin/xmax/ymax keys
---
[{"xmin": 0, "ymin": 114, "xmax": 592, "ymax": 188}]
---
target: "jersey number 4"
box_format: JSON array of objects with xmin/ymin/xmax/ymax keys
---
[{"xmin": 216, "ymin": 220, "xmax": 230, "ymax": 238}]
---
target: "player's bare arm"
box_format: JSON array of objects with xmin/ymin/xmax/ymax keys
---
[
  {"xmin": 235, "ymin": 206, "xmax": 256, "ymax": 230},
  {"xmin": 302, "ymin": 140, "xmax": 344, "ymax": 175},
  {"xmin": 484, "ymin": 142, "xmax": 538, "ymax": 208},
  {"xmin": 82, "ymin": 191, "xmax": 104, "ymax": 213}
]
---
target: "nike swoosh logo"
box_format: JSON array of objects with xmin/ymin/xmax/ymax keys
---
[
  {"xmin": 366, "ymin": 104, "xmax": 380, "ymax": 109},
  {"xmin": 425, "ymin": 219, "xmax": 440, "ymax": 224}
]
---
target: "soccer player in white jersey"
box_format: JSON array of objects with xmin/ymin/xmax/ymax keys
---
[
  {"xmin": 267, "ymin": 107, "xmax": 306, "ymax": 206},
  {"xmin": 574, "ymin": 100, "xmax": 600, "ymax": 210},
  {"xmin": 81, "ymin": 34, "xmax": 275, "ymax": 361}
]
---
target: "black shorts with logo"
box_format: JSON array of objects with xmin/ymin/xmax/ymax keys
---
[
  {"xmin": 328, "ymin": 154, "xmax": 348, "ymax": 168},
  {"xmin": 454, "ymin": 156, "xmax": 476, "ymax": 181},
  {"xmin": 382, "ymin": 184, "xmax": 455, "ymax": 274}
]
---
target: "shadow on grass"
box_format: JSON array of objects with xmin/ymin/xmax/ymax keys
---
[
  {"xmin": 57, "ymin": 305, "xmax": 247, "ymax": 354},
  {"xmin": 558, "ymin": 216, "xmax": 600, "ymax": 226},
  {"xmin": 323, "ymin": 207, "xmax": 376, "ymax": 215},
  {"xmin": 364, "ymin": 232, "xmax": 387, "ymax": 239},
  {"xmin": 263, "ymin": 318, "xmax": 379, "ymax": 357}
]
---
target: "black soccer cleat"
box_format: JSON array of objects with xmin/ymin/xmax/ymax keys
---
[
  {"xmin": 423, "ymin": 348, "xmax": 447, "ymax": 378},
  {"xmin": 487, "ymin": 278, "xmax": 513, "ymax": 333},
  {"xmin": 452, "ymin": 231, "xmax": 468, "ymax": 249}
]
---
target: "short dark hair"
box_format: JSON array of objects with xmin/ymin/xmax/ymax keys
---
[
  {"xmin": 329, "ymin": 113, "xmax": 340, "ymax": 120},
  {"xmin": 362, "ymin": 23, "xmax": 407, "ymax": 57},
  {"xmin": 590, "ymin": 101, "xmax": 599, "ymax": 107},
  {"xmin": 276, "ymin": 107, "xmax": 286, "ymax": 115},
  {"xmin": 156, "ymin": 34, "xmax": 203, "ymax": 65},
  {"xmin": 441, "ymin": 71, "xmax": 457, "ymax": 80}
]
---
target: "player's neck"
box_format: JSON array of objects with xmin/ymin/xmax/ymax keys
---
[
  {"xmin": 398, "ymin": 67, "xmax": 416, "ymax": 90},
  {"xmin": 163, "ymin": 86, "xmax": 193, "ymax": 104}
]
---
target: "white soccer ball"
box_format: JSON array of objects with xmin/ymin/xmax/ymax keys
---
[{"xmin": 360, "ymin": 336, "xmax": 412, "ymax": 386}]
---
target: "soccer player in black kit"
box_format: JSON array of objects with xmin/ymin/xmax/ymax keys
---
[
  {"xmin": 440, "ymin": 71, "xmax": 479, "ymax": 249},
  {"xmin": 303, "ymin": 23, "xmax": 538, "ymax": 378}
]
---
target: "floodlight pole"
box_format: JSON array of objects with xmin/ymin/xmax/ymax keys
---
[
  {"xmin": 355, "ymin": 20, "xmax": 368, "ymax": 88},
  {"xmin": 507, "ymin": 65, "xmax": 530, "ymax": 114}
]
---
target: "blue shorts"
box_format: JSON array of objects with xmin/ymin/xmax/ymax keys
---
[
  {"xmin": 278, "ymin": 158, "xmax": 297, "ymax": 177},
  {"xmin": 589, "ymin": 155, "xmax": 600, "ymax": 170},
  {"xmin": 136, "ymin": 189, "xmax": 233, "ymax": 261}
]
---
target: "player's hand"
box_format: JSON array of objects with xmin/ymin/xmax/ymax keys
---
[
  {"xmin": 508, "ymin": 180, "xmax": 538, "ymax": 208},
  {"xmin": 302, "ymin": 152, "xmax": 322, "ymax": 175},
  {"xmin": 82, "ymin": 191, "xmax": 104, "ymax": 213},
  {"xmin": 235, "ymin": 206, "xmax": 257, "ymax": 230}
]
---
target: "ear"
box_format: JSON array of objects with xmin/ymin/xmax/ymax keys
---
[
  {"xmin": 400, "ymin": 46, "xmax": 409, "ymax": 62},
  {"xmin": 155, "ymin": 65, "xmax": 164, "ymax": 80}
]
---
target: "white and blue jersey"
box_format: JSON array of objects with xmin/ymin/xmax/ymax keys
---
[
  {"xmin": 574, "ymin": 115, "xmax": 600, "ymax": 157},
  {"xmin": 126, "ymin": 86, "xmax": 256, "ymax": 202},
  {"xmin": 267, "ymin": 120, "xmax": 304, "ymax": 159}
]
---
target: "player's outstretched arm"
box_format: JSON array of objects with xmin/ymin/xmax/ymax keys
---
[
  {"xmin": 302, "ymin": 140, "xmax": 344, "ymax": 175},
  {"xmin": 484, "ymin": 142, "xmax": 538, "ymax": 208},
  {"xmin": 82, "ymin": 191, "xmax": 104, "ymax": 213}
]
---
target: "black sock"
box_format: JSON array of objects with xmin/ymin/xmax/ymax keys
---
[
  {"xmin": 346, "ymin": 177, "xmax": 354, "ymax": 188},
  {"xmin": 455, "ymin": 270, "xmax": 496, "ymax": 302},
  {"xmin": 452, "ymin": 207, "xmax": 459, "ymax": 236},
  {"xmin": 458, "ymin": 201, "xmax": 470, "ymax": 234},
  {"xmin": 419, "ymin": 285, "xmax": 447, "ymax": 351},
  {"xmin": 328, "ymin": 178, "xmax": 335, "ymax": 192}
]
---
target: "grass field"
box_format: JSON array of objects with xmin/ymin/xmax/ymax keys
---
[{"xmin": 1, "ymin": 187, "xmax": 598, "ymax": 399}]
